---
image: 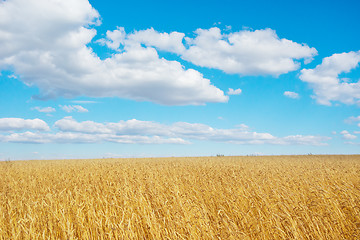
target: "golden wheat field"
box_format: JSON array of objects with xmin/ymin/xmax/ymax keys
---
[{"xmin": 0, "ymin": 155, "xmax": 359, "ymax": 239}]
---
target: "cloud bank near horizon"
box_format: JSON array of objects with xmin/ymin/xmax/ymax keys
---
[{"xmin": 0, "ymin": 117, "xmax": 330, "ymax": 146}]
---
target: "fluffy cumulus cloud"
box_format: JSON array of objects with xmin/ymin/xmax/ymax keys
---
[
  {"xmin": 0, "ymin": 0, "xmax": 227, "ymax": 105},
  {"xmin": 0, "ymin": 0, "xmax": 323, "ymax": 105},
  {"xmin": 182, "ymin": 28, "xmax": 317, "ymax": 76},
  {"xmin": 340, "ymin": 130, "xmax": 357, "ymax": 140},
  {"xmin": 127, "ymin": 28, "xmax": 186, "ymax": 54},
  {"xmin": 0, "ymin": 117, "xmax": 330, "ymax": 145},
  {"xmin": 96, "ymin": 27, "xmax": 126, "ymax": 50},
  {"xmin": 129, "ymin": 27, "xmax": 317, "ymax": 76},
  {"xmin": 227, "ymin": 88, "xmax": 242, "ymax": 95},
  {"xmin": 284, "ymin": 91, "xmax": 299, "ymax": 99},
  {"xmin": 54, "ymin": 116, "xmax": 111, "ymax": 134},
  {"xmin": 99, "ymin": 27, "xmax": 186, "ymax": 54},
  {"xmin": 60, "ymin": 105, "xmax": 88, "ymax": 113},
  {"xmin": 0, "ymin": 118, "xmax": 50, "ymax": 132},
  {"xmin": 300, "ymin": 51, "xmax": 360, "ymax": 105}
]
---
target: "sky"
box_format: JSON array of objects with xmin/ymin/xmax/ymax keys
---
[{"xmin": 0, "ymin": 0, "xmax": 360, "ymax": 160}]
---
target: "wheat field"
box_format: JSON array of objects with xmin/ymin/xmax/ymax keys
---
[{"xmin": 0, "ymin": 155, "xmax": 359, "ymax": 239}]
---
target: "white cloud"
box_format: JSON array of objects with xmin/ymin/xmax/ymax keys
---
[
  {"xmin": 345, "ymin": 116, "xmax": 360, "ymax": 127},
  {"xmin": 60, "ymin": 105, "xmax": 88, "ymax": 113},
  {"xmin": 284, "ymin": 91, "xmax": 300, "ymax": 99},
  {"xmin": 346, "ymin": 116, "xmax": 360, "ymax": 122},
  {"xmin": 0, "ymin": 117, "xmax": 330, "ymax": 145},
  {"xmin": 227, "ymin": 88, "xmax": 242, "ymax": 95},
  {"xmin": 106, "ymin": 135, "xmax": 189, "ymax": 145},
  {"xmin": 32, "ymin": 106, "xmax": 56, "ymax": 113},
  {"xmin": 8, "ymin": 74, "xmax": 17, "ymax": 79},
  {"xmin": 54, "ymin": 116, "xmax": 111, "ymax": 134},
  {"xmin": 98, "ymin": 27, "xmax": 183, "ymax": 54},
  {"xmin": 236, "ymin": 124, "xmax": 249, "ymax": 130},
  {"xmin": 104, "ymin": 26, "xmax": 317, "ymax": 77},
  {"xmin": 182, "ymin": 27, "xmax": 317, "ymax": 76},
  {"xmin": 275, "ymin": 135, "xmax": 330, "ymax": 145},
  {"xmin": 0, "ymin": 131, "xmax": 188, "ymax": 144},
  {"xmin": 53, "ymin": 117, "xmax": 329, "ymax": 145},
  {"xmin": 345, "ymin": 141, "xmax": 360, "ymax": 145},
  {"xmin": 54, "ymin": 117, "xmax": 171, "ymax": 135},
  {"xmin": 127, "ymin": 28, "xmax": 186, "ymax": 54},
  {"xmin": 71, "ymin": 100, "xmax": 98, "ymax": 104},
  {"xmin": 0, "ymin": 131, "xmax": 45, "ymax": 144},
  {"xmin": 0, "ymin": 0, "xmax": 227, "ymax": 106},
  {"xmin": 0, "ymin": 0, "xmax": 100, "ymax": 59},
  {"xmin": 96, "ymin": 27, "xmax": 126, "ymax": 50},
  {"xmin": 0, "ymin": 117, "xmax": 187, "ymax": 144},
  {"xmin": 354, "ymin": 131, "xmax": 360, "ymax": 134},
  {"xmin": 340, "ymin": 130, "xmax": 357, "ymax": 140},
  {"xmin": 299, "ymin": 51, "xmax": 360, "ymax": 105},
  {"xmin": 0, "ymin": 118, "xmax": 50, "ymax": 131}
]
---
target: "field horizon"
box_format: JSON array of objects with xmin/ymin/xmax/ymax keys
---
[{"xmin": 4, "ymin": 153, "xmax": 360, "ymax": 163}]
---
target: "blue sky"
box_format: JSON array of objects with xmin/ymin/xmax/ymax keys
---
[{"xmin": 0, "ymin": 0, "xmax": 360, "ymax": 160}]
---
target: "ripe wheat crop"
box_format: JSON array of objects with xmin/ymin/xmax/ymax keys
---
[{"xmin": 1, "ymin": 155, "xmax": 359, "ymax": 239}]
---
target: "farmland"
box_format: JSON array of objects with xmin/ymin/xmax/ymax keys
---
[{"xmin": 1, "ymin": 155, "xmax": 359, "ymax": 239}]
